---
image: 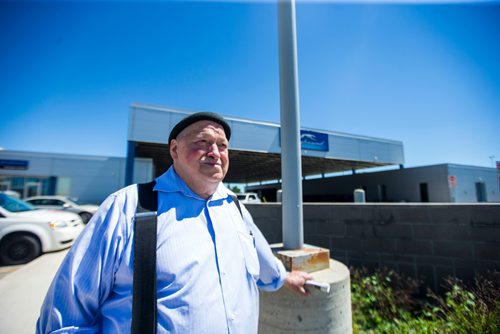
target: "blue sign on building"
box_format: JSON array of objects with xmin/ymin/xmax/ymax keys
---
[
  {"xmin": 300, "ymin": 130, "xmax": 329, "ymax": 152},
  {"xmin": 0, "ymin": 159, "xmax": 29, "ymax": 170}
]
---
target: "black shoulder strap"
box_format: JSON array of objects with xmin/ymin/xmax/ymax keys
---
[
  {"xmin": 132, "ymin": 181, "xmax": 158, "ymax": 334},
  {"xmin": 230, "ymin": 194, "xmax": 242, "ymax": 217},
  {"xmin": 131, "ymin": 185, "xmax": 241, "ymax": 334},
  {"xmin": 137, "ymin": 181, "xmax": 158, "ymax": 212}
]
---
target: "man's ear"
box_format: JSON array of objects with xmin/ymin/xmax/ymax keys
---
[{"xmin": 169, "ymin": 139, "xmax": 178, "ymax": 160}]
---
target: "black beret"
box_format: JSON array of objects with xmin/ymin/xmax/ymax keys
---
[{"xmin": 168, "ymin": 112, "xmax": 231, "ymax": 144}]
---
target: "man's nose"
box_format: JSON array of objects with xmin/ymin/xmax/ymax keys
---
[{"xmin": 207, "ymin": 143, "xmax": 220, "ymax": 158}]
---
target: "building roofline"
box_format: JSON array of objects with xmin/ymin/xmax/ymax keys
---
[
  {"xmin": 0, "ymin": 149, "xmax": 124, "ymax": 160},
  {"xmin": 130, "ymin": 102, "xmax": 403, "ymax": 146}
]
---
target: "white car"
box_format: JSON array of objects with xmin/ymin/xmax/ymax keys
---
[
  {"xmin": 236, "ymin": 193, "xmax": 262, "ymax": 204},
  {"xmin": 24, "ymin": 195, "xmax": 99, "ymax": 224},
  {"xmin": 1, "ymin": 190, "xmax": 20, "ymax": 199},
  {"xmin": 0, "ymin": 193, "xmax": 84, "ymax": 265}
]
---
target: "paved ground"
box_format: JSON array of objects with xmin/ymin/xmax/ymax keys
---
[
  {"xmin": 0, "ymin": 263, "xmax": 24, "ymax": 280},
  {"xmin": 0, "ymin": 249, "xmax": 68, "ymax": 334}
]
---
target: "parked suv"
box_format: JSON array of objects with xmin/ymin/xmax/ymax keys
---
[
  {"xmin": 0, "ymin": 193, "xmax": 84, "ymax": 265},
  {"xmin": 24, "ymin": 195, "xmax": 99, "ymax": 224},
  {"xmin": 236, "ymin": 193, "xmax": 262, "ymax": 204}
]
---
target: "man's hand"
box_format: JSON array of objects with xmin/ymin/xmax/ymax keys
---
[{"xmin": 284, "ymin": 271, "xmax": 314, "ymax": 296}]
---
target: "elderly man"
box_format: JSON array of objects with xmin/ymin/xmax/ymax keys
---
[{"xmin": 37, "ymin": 112, "xmax": 312, "ymax": 333}]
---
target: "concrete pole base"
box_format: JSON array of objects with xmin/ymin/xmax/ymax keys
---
[{"xmin": 259, "ymin": 259, "xmax": 352, "ymax": 334}]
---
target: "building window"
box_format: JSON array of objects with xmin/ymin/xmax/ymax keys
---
[{"xmin": 0, "ymin": 176, "xmax": 56, "ymax": 198}]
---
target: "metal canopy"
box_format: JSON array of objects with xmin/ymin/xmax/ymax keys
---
[{"xmin": 135, "ymin": 142, "xmax": 388, "ymax": 184}]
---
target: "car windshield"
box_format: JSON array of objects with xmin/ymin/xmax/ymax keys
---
[
  {"xmin": 0, "ymin": 193, "xmax": 36, "ymax": 212},
  {"xmin": 236, "ymin": 194, "xmax": 246, "ymax": 200},
  {"xmin": 68, "ymin": 197, "xmax": 86, "ymax": 205}
]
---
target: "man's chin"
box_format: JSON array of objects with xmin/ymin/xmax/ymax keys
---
[
  {"xmin": 204, "ymin": 171, "xmax": 226, "ymax": 183},
  {"xmin": 209, "ymin": 172, "xmax": 225, "ymax": 182}
]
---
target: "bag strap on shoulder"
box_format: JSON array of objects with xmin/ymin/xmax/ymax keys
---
[
  {"xmin": 132, "ymin": 181, "xmax": 158, "ymax": 334},
  {"xmin": 137, "ymin": 180, "xmax": 158, "ymax": 212},
  {"xmin": 132, "ymin": 182, "xmax": 242, "ymax": 334},
  {"xmin": 229, "ymin": 194, "xmax": 242, "ymax": 217}
]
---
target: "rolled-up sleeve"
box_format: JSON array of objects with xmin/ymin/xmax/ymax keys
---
[{"xmin": 36, "ymin": 190, "xmax": 132, "ymax": 334}]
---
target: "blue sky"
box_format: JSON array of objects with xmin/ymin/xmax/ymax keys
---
[{"xmin": 0, "ymin": 0, "xmax": 499, "ymax": 169}]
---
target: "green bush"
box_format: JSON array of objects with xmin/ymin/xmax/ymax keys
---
[
  {"xmin": 430, "ymin": 274, "xmax": 500, "ymax": 334},
  {"xmin": 351, "ymin": 268, "xmax": 500, "ymax": 334}
]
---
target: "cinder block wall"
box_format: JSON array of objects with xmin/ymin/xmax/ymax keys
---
[{"xmin": 246, "ymin": 203, "xmax": 500, "ymax": 291}]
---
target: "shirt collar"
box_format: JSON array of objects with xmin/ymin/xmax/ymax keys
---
[{"xmin": 154, "ymin": 166, "xmax": 229, "ymax": 201}]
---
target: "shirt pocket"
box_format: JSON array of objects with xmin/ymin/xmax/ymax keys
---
[{"xmin": 237, "ymin": 230, "xmax": 260, "ymax": 280}]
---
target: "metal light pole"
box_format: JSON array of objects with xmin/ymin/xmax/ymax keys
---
[
  {"xmin": 278, "ymin": 0, "xmax": 303, "ymax": 250},
  {"xmin": 262, "ymin": 4, "xmax": 353, "ymax": 332}
]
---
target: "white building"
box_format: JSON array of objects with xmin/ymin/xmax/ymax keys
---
[
  {"xmin": 0, "ymin": 151, "xmax": 127, "ymax": 203},
  {"xmin": 247, "ymin": 164, "xmax": 500, "ymax": 203},
  {"xmin": 125, "ymin": 104, "xmax": 404, "ymax": 185},
  {"xmin": 4, "ymin": 104, "xmax": 496, "ymax": 204}
]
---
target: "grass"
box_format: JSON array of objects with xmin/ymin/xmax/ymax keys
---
[{"xmin": 351, "ymin": 268, "xmax": 500, "ymax": 334}]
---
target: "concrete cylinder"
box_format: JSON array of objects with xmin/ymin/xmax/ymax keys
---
[{"xmin": 259, "ymin": 259, "xmax": 352, "ymax": 334}]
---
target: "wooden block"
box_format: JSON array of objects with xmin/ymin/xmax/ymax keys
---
[{"xmin": 271, "ymin": 243, "xmax": 330, "ymax": 273}]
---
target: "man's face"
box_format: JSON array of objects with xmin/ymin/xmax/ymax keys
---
[{"xmin": 170, "ymin": 120, "xmax": 229, "ymax": 189}]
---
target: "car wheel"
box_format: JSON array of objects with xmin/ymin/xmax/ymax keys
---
[
  {"xmin": 0, "ymin": 234, "xmax": 42, "ymax": 265},
  {"xmin": 79, "ymin": 212, "xmax": 93, "ymax": 224}
]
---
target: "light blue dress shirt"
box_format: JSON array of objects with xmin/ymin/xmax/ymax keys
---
[{"xmin": 37, "ymin": 167, "xmax": 286, "ymax": 333}]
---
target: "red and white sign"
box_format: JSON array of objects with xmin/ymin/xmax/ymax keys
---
[{"xmin": 448, "ymin": 175, "xmax": 457, "ymax": 188}]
